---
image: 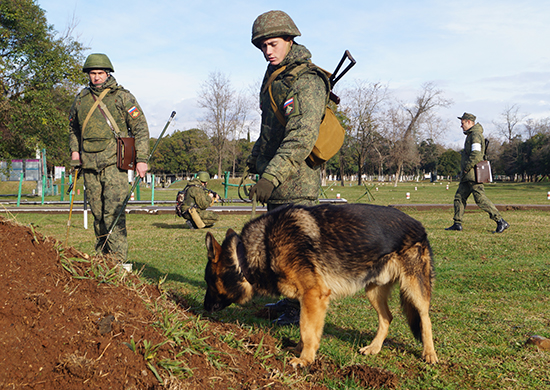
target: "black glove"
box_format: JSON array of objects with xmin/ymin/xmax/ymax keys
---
[{"xmin": 249, "ymin": 178, "xmax": 275, "ymax": 203}]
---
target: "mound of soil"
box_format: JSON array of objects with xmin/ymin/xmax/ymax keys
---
[{"xmin": 0, "ymin": 216, "xmax": 397, "ymax": 389}]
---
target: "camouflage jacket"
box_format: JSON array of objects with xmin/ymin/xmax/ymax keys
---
[
  {"xmin": 183, "ymin": 178, "xmax": 213, "ymax": 210},
  {"xmin": 248, "ymin": 43, "xmax": 327, "ymax": 204},
  {"xmin": 460, "ymin": 123, "xmax": 485, "ymax": 182},
  {"xmin": 69, "ymin": 75, "xmax": 150, "ymax": 172}
]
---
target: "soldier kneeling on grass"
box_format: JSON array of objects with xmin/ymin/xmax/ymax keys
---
[{"xmin": 175, "ymin": 171, "xmax": 219, "ymax": 229}]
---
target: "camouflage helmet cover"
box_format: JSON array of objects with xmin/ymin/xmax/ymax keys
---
[
  {"xmin": 82, "ymin": 53, "xmax": 114, "ymax": 73},
  {"xmin": 457, "ymin": 112, "xmax": 476, "ymax": 122},
  {"xmin": 251, "ymin": 10, "xmax": 301, "ymax": 48},
  {"xmin": 197, "ymin": 171, "xmax": 210, "ymax": 182}
]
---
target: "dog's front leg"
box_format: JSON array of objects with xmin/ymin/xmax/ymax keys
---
[{"xmin": 289, "ymin": 286, "xmax": 331, "ymax": 368}]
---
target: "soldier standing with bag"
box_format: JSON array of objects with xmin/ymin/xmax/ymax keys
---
[
  {"xmin": 69, "ymin": 53, "xmax": 150, "ymax": 261},
  {"xmin": 247, "ymin": 10, "xmax": 329, "ymax": 325},
  {"xmin": 446, "ymin": 112, "xmax": 509, "ymax": 233}
]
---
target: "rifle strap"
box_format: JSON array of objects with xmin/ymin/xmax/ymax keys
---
[
  {"xmin": 262, "ymin": 66, "xmax": 288, "ymax": 127},
  {"xmin": 81, "ymin": 88, "xmax": 110, "ymax": 136},
  {"xmin": 91, "ymin": 90, "xmax": 123, "ymax": 138},
  {"xmin": 265, "ymin": 63, "xmax": 331, "ymax": 128}
]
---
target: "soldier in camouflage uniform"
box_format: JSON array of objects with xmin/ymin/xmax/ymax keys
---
[
  {"xmin": 446, "ymin": 113, "xmax": 509, "ymax": 233},
  {"xmin": 69, "ymin": 53, "xmax": 150, "ymax": 261},
  {"xmin": 181, "ymin": 171, "xmax": 219, "ymax": 229},
  {"xmin": 247, "ymin": 11, "xmax": 329, "ymax": 325},
  {"xmin": 247, "ymin": 10, "xmax": 328, "ymax": 211}
]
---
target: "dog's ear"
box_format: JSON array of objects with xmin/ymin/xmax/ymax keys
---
[
  {"xmin": 235, "ymin": 237, "xmax": 249, "ymax": 276},
  {"xmin": 226, "ymin": 228, "xmax": 236, "ymax": 237},
  {"xmin": 205, "ymin": 232, "xmax": 222, "ymax": 263}
]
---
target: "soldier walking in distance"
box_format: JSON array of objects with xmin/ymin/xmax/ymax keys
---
[
  {"xmin": 247, "ymin": 10, "xmax": 330, "ymax": 325},
  {"xmin": 446, "ymin": 112, "xmax": 509, "ymax": 233},
  {"xmin": 69, "ymin": 53, "xmax": 150, "ymax": 261}
]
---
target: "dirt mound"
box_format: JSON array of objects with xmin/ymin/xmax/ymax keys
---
[{"xmin": 0, "ymin": 216, "xmax": 397, "ymax": 389}]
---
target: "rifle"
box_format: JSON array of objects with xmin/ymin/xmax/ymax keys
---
[
  {"xmin": 328, "ymin": 50, "xmax": 356, "ymax": 104},
  {"xmin": 207, "ymin": 189, "xmax": 227, "ymax": 204}
]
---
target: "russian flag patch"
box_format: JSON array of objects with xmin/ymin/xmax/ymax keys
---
[
  {"xmin": 284, "ymin": 97, "xmax": 294, "ymax": 116},
  {"xmin": 128, "ymin": 106, "xmax": 141, "ymax": 118}
]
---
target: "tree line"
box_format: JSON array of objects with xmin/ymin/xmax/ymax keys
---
[{"xmin": 2, "ymin": 1, "xmax": 548, "ymax": 183}]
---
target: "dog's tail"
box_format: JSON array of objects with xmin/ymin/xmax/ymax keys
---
[{"xmin": 399, "ymin": 238, "xmax": 434, "ymax": 342}]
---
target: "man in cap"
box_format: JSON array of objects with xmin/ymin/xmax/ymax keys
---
[
  {"xmin": 446, "ymin": 113, "xmax": 509, "ymax": 233},
  {"xmin": 69, "ymin": 53, "xmax": 150, "ymax": 262},
  {"xmin": 180, "ymin": 171, "xmax": 219, "ymax": 229},
  {"xmin": 247, "ymin": 10, "xmax": 330, "ymax": 325}
]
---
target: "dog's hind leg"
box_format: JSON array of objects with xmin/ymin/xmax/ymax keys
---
[
  {"xmin": 399, "ymin": 243, "xmax": 438, "ymax": 364},
  {"xmin": 289, "ymin": 285, "xmax": 331, "ymax": 368},
  {"xmin": 360, "ymin": 283, "xmax": 394, "ymax": 356},
  {"xmin": 400, "ymin": 280, "xmax": 438, "ymax": 364}
]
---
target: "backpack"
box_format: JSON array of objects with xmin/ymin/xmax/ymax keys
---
[
  {"xmin": 175, "ymin": 185, "xmax": 190, "ymax": 217},
  {"xmin": 265, "ymin": 63, "xmax": 346, "ymax": 168}
]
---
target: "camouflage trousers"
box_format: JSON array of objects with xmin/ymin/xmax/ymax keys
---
[
  {"xmin": 453, "ymin": 181, "xmax": 501, "ymax": 224},
  {"xmin": 84, "ymin": 164, "xmax": 129, "ymax": 261}
]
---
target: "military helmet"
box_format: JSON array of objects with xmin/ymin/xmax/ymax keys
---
[
  {"xmin": 82, "ymin": 53, "xmax": 114, "ymax": 73},
  {"xmin": 197, "ymin": 171, "xmax": 210, "ymax": 182},
  {"xmin": 251, "ymin": 10, "xmax": 301, "ymax": 48}
]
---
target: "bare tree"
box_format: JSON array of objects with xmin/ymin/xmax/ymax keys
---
[
  {"xmin": 229, "ymin": 93, "xmax": 255, "ymax": 177},
  {"xmin": 523, "ymin": 117, "xmax": 550, "ymax": 139},
  {"xmin": 341, "ymin": 80, "xmax": 388, "ymax": 185},
  {"xmin": 198, "ymin": 72, "xmax": 249, "ymax": 178},
  {"xmin": 493, "ymin": 104, "xmax": 528, "ymax": 143},
  {"xmin": 383, "ymin": 82, "xmax": 452, "ymax": 186}
]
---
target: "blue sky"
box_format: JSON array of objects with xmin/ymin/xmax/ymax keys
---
[{"xmin": 38, "ymin": 0, "xmax": 550, "ymax": 147}]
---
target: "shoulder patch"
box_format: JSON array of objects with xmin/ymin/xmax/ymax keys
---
[
  {"xmin": 283, "ymin": 97, "xmax": 294, "ymax": 116},
  {"xmin": 128, "ymin": 106, "xmax": 141, "ymax": 118}
]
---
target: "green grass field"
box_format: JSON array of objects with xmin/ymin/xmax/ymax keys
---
[
  {"xmin": 3, "ymin": 178, "xmax": 550, "ymax": 206},
  {"xmin": 2, "ymin": 181, "xmax": 550, "ymax": 389}
]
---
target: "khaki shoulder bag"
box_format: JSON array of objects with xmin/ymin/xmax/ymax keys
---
[{"xmin": 265, "ymin": 64, "xmax": 345, "ymax": 168}]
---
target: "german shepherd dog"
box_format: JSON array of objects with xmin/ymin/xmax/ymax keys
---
[{"xmin": 204, "ymin": 203, "xmax": 438, "ymax": 367}]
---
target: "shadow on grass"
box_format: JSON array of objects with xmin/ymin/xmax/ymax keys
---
[
  {"xmin": 152, "ymin": 222, "xmax": 227, "ymax": 230},
  {"xmin": 152, "ymin": 222, "xmax": 185, "ymax": 229},
  {"xmin": 193, "ymin": 297, "xmax": 423, "ymax": 361}
]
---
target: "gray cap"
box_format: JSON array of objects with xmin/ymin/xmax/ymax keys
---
[{"xmin": 458, "ymin": 112, "xmax": 476, "ymax": 122}]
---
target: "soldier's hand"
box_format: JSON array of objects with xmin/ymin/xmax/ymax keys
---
[
  {"xmin": 249, "ymin": 178, "xmax": 275, "ymax": 203},
  {"xmin": 136, "ymin": 162, "xmax": 148, "ymax": 178}
]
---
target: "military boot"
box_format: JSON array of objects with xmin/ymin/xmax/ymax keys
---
[
  {"xmin": 495, "ymin": 218, "xmax": 510, "ymax": 233},
  {"xmin": 445, "ymin": 223, "xmax": 462, "ymax": 231}
]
